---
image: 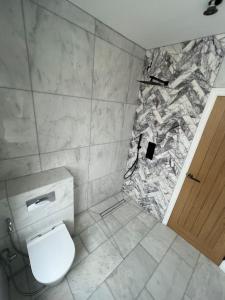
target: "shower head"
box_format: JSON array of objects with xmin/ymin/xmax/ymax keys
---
[{"xmin": 203, "ymin": 0, "xmax": 223, "ymax": 15}]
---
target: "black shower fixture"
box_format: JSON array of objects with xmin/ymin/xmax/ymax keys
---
[
  {"xmin": 138, "ymin": 76, "xmax": 169, "ymax": 87},
  {"xmin": 203, "ymin": 0, "xmax": 223, "ymax": 15}
]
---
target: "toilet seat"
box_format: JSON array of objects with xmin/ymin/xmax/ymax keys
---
[{"xmin": 27, "ymin": 223, "xmax": 75, "ymax": 285}]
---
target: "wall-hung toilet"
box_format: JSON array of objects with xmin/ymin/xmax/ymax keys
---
[{"xmin": 27, "ymin": 222, "xmax": 75, "ymax": 286}]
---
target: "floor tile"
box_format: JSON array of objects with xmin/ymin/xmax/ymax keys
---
[
  {"xmin": 9, "ymin": 270, "xmax": 31, "ymax": 300},
  {"xmin": 137, "ymin": 211, "xmax": 158, "ymax": 229},
  {"xmin": 67, "ymin": 240, "xmax": 122, "ymax": 300},
  {"xmin": 112, "ymin": 216, "xmax": 150, "ymax": 257},
  {"xmin": 98, "ymin": 214, "xmax": 122, "ymax": 237},
  {"xmin": 107, "ymin": 245, "xmax": 157, "ymax": 300},
  {"xmin": 141, "ymin": 222, "xmax": 176, "ymax": 262},
  {"xmin": 186, "ymin": 254, "xmax": 225, "ymax": 300},
  {"xmin": 112, "ymin": 202, "xmax": 141, "ymax": 225},
  {"xmin": 74, "ymin": 211, "xmax": 95, "ymax": 235},
  {"xmin": 172, "ymin": 236, "xmax": 199, "ymax": 268},
  {"xmin": 183, "ymin": 295, "xmax": 191, "ymax": 300},
  {"xmin": 80, "ymin": 223, "xmax": 107, "ymax": 252},
  {"xmin": 34, "ymin": 279, "xmax": 73, "ymax": 300},
  {"xmin": 88, "ymin": 282, "xmax": 114, "ymax": 300},
  {"xmin": 137, "ymin": 288, "xmax": 154, "ymax": 300},
  {"xmin": 72, "ymin": 236, "xmax": 89, "ymax": 267},
  {"xmin": 147, "ymin": 249, "xmax": 192, "ymax": 300}
]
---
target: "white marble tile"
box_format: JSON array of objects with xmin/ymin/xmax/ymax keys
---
[
  {"xmin": 89, "ymin": 141, "xmax": 129, "ymax": 181},
  {"xmin": 80, "ymin": 223, "xmax": 107, "ymax": 252},
  {"xmin": 89, "ymin": 195, "xmax": 119, "ymax": 216},
  {"xmin": 107, "ymin": 245, "xmax": 157, "ymax": 300},
  {"xmin": 35, "ymin": 279, "xmax": 73, "ymax": 300},
  {"xmin": 0, "ymin": 155, "xmax": 41, "ymax": 181},
  {"xmin": 0, "ymin": 89, "xmax": 38, "ymax": 159},
  {"xmin": 74, "ymin": 183, "xmax": 88, "ymax": 215},
  {"xmin": 112, "ymin": 202, "xmax": 141, "ymax": 225},
  {"xmin": 0, "ymin": 0, "xmax": 30, "ymax": 89},
  {"xmin": 72, "ymin": 236, "xmax": 89, "ymax": 267},
  {"xmin": 186, "ymin": 254, "xmax": 225, "ymax": 300},
  {"xmin": 133, "ymin": 44, "xmax": 146, "ymax": 60},
  {"xmin": 74, "ymin": 211, "xmax": 95, "ymax": 235},
  {"xmin": 137, "ymin": 288, "xmax": 154, "ymax": 300},
  {"xmin": 88, "ymin": 171, "xmax": 124, "ymax": 207},
  {"xmin": 93, "ymin": 37, "xmax": 132, "ymax": 102},
  {"xmin": 112, "ymin": 216, "xmax": 149, "ymax": 257},
  {"xmin": 40, "ymin": 147, "xmax": 89, "ymax": 187},
  {"xmin": 91, "ymin": 100, "xmax": 124, "ymax": 144},
  {"xmin": 67, "ymin": 240, "xmax": 122, "ymax": 300},
  {"xmin": 0, "ymin": 182, "xmax": 13, "ymax": 239},
  {"xmin": 95, "ymin": 20, "xmax": 134, "ymax": 54},
  {"xmin": 18, "ymin": 204, "xmax": 74, "ymax": 250},
  {"xmin": 141, "ymin": 223, "xmax": 176, "ymax": 263},
  {"xmin": 98, "ymin": 214, "xmax": 122, "ymax": 237},
  {"xmin": 34, "ymin": 93, "xmax": 91, "ymax": 153},
  {"xmin": 127, "ymin": 57, "xmax": 143, "ymax": 104},
  {"xmin": 147, "ymin": 249, "xmax": 192, "ymax": 300},
  {"xmin": 172, "ymin": 236, "xmax": 199, "ymax": 268},
  {"xmin": 32, "ymin": 0, "xmax": 95, "ymax": 33},
  {"xmin": 122, "ymin": 104, "xmax": 137, "ymax": 139},
  {"xmin": 24, "ymin": 0, "xmax": 94, "ymax": 97},
  {"xmin": 88, "ymin": 282, "xmax": 114, "ymax": 300}
]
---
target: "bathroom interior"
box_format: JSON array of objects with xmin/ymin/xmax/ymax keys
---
[{"xmin": 1, "ymin": 0, "xmax": 225, "ymax": 299}]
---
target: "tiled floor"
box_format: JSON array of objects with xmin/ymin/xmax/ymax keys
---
[{"xmin": 9, "ymin": 193, "xmax": 225, "ymax": 300}]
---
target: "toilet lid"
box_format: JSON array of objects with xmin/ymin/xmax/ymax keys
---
[{"xmin": 27, "ymin": 223, "xmax": 75, "ymax": 285}]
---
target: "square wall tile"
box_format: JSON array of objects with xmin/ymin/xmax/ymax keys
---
[
  {"xmin": 34, "ymin": 93, "xmax": 91, "ymax": 153},
  {"xmin": 93, "ymin": 37, "xmax": 132, "ymax": 102},
  {"xmin": 24, "ymin": 0, "xmax": 94, "ymax": 97},
  {"xmin": 41, "ymin": 147, "xmax": 89, "ymax": 186},
  {"xmin": 0, "ymin": 89, "xmax": 38, "ymax": 159},
  {"xmin": 127, "ymin": 57, "xmax": 143, "ymax": 104},
  {"xmin": 32, "ymin": 0, "xmax": 95, "ymax": 33},
  {"xmin": 0, "ymin": 0, "xmax": 30, "ymax": 89},
  {"xmin": 0, "ymin": 155, "xmax": 41, "ymax": 181},
  {"xmin": 91, "ymin": 100, "xmax": 124, "ymax": 144},
  {"xmin": 89, "ymin": 141, "xmax": 129, "ymax": 181},
  {"xmin": 95, "ymin": 20, "xmax": 134, "ymax": 54},
  {"xmin": 88, "ymin": 170, "xmax": 124, "ymax": 207}
]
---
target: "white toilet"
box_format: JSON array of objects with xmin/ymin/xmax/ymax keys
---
[{"xmin": 27, "ymin": 222, "xmax": 75, "ymax": 286}]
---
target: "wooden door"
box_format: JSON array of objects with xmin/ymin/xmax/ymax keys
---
[{"xmin": 168, "ymin": 96, "xmax": 225, "ymax": 265}]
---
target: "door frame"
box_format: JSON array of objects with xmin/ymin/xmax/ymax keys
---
[{"xmin": 163, "ymin": 88, "xmax": 225, "ymax": 226}]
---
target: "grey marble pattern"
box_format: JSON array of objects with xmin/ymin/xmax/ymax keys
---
[
  {"xmin": 95, "ymin": 20, "xmax": 134, "ymax": 54},
  {"xmin": 35, "ymin": 279, "xmax": 73, "ymax": 300},
  {"xmin": 72, "ymin": 236, "xmax": 89, "ymax": 267},
  {"xmin": 88, "ymin": 170, "xmax": 124, "ymax": 207},
  {"xmin": 147, "ymin": 249, "xmax": 193, "ymax": 300},
  {"xmin": 80, "ymin": 223, "xmax": 107, "ymax": 252},
  {"xmin": 40, "ymin": 147, "xmax": 89, "ymax": 187},
  {"xmin": 0, "ymin": 155, "xmax": 41, "ymax": 181},
  {"xmin": 74, "ymin": 211, "xmax": 95, "ymax": 235},
  {"xmin": 124, "ymin": 34, "xmax": 225, "ymax": 220},
  {"xmin": 0, "ymin": 89, "xmax": 38, "ymax": 159},
  {"xmin": 122, "ymin": 104, "xmax": 137, "ymax": 140},
  {"xmin": 74, "ymin": 183, "xmax": 88, "ymax": 215},
  {"xmin": 32, "ymin": 0, "xmax": 95, "ymax": 33},
  {"xmin": 24, "ymin": 0, "xmax": 94, "ymax": 97},
  {"xmin": 91, "ymin": 100, "xmax": 124, "ymax": 144},
  {"xmin": 93, "ymin": 37, "xmax": 132, "ymax": 102},
  {"xmin": 34, "ymin": 93, "xmax": 91, "ymax": 153},
  {"xmin": 67, "ymin": 240, "xmax": 123, "ymax": 300},
  {"xmin": 88, "ymin": 282, "xmax": 114, "ymax": 300},
  {"xmin": 106, "ymin": 245, "xmax": 157, "ymax": 300},
  {"xmin": 0, "ymin": 0, "xmax": 30, "ymax": 90},
  {"xmin": 89, "ymin": 141, "xmax": 129, "ymax": 181},
  {"xmin": 112, "ymin": 201, "xmax": 141, "ymax": 225},
  {"xmin": 137, "ymin": 288, "xmax": 154, "ymax": 300}
]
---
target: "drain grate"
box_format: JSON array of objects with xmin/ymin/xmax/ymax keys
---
[{"xmin": 99, "ymin": 199, "xmax": 126, "ymax": 218}]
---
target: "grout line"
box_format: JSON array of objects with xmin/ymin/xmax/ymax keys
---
[
  {"xmin": 29, "ymin": 0, "xmax": 145, "ymax": 60},
  {"xmin": 21, "ymin": 0, "xmax": 42, "ymax": 170}
]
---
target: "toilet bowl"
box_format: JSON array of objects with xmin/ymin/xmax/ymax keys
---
[{"xmin": 27, "ymin": 222, "xmax": 75, "ymax": 286}]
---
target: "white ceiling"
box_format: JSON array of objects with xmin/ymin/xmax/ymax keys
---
[{"xmin": 71, "ymin": 0, "xmax": 225, "ymax": 49}]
